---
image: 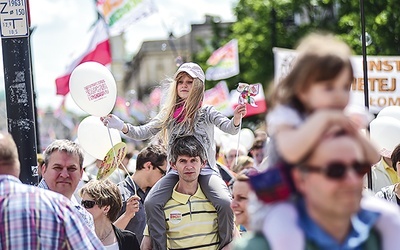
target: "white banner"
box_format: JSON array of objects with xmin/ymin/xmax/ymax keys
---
[{"xmin": 273, "ymin": 47, "xmax": 400, "ymax": 114}]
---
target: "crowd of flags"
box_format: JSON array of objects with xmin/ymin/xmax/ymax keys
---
[{"xmin": 54, "ymin": 0, "xmax": 267, "ymax": 123}]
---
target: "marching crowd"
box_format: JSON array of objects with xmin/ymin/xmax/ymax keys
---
[{"xmin": 2, "ymin": 32, "xmax": 400, "ymax": 250}]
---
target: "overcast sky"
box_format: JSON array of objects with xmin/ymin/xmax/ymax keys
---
[{"xmin": 1, "ymin": 0, "xmax": 235, "ymax": 113}]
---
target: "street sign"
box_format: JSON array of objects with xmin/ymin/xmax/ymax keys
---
[{"xmin": 0, "ymin": 0, "xmax": 28, "ymax": 38}]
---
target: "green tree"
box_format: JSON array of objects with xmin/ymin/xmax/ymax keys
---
[
  {"xmin": 337, "ymin": 0, "xmax": 400, "ymax": 55},
  {"xmin": 231, "ymin": 0, "xmax": 341, "ymax": 87},
  {"xmin": 193, "ymin": 0, "xmax": 400, "ymax": 126}
]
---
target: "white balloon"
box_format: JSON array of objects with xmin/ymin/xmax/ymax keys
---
[
  {"xmin": 240, "ymin": 128, "xmax": 255, "ymax": 150},
  {"xmin": 377, "ymin": 106, "xmax": 400, "ymax": 121},
  {"xmin": 370, "ymin": 116, "xmax": 400, "ymax": 157},
  {"xmin": 69, "ymin": 62, "xmax": 117, "ymax": 117},
  {"xmin": 78, "ymin": 116, "xmax": 122, "ymax": 160},
  {"xmin": 74, "ymin": 138, "xmax": 97, "ymax": 167}
]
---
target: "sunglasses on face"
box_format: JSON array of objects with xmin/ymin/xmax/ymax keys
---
[
  {"xmin": 300, "ymin": 161, "xmax": 371, "ymax": 180},
  {"xmin": 154, "ymin": 164, "xmax": 166, "ymax": 176},
  {"xmin": 81, "ymin": 200, "xmax": 97, "ymax": 209}
]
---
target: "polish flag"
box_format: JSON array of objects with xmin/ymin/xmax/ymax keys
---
[{"xmin": 55, "ymin": 19, "xmax": 112, "ymax": 96}]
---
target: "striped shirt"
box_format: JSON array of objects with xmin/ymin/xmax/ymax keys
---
[
  {"xmin": 38, "ymin": 179, "xmax": 95, "ymax": 231},
  {"xmin": 0, "ymin": 175, "xmax": 104, "ymax": 250},
  {"xmin": 165, "ymin": 184, "xmax": 219, "ymax": 250}
]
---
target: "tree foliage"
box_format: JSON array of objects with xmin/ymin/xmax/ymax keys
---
[
  {"xmin": 230, "ymin": 0, "xmax": 400, "ymax": 88},
  {"xmin": 192, "ymin": 0, "xmax": 400, "ymax": 125}
]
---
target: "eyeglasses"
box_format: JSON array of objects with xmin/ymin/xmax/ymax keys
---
[
  {"xmin": 300, "ymin": 161, "xmax": 370, "ymax": 180},
  {"xmin": 154, "ymin": 164, "xmax": 166, "ymax": 176},
  {"xmin": 81, "ymin": 200, "xmax": 97, "ymax": 209}
]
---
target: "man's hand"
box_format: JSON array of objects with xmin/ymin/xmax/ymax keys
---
[
  {"xmin": 113, "ymin": 195, "xmax": 141, "ymax": 230},
  {"xmin": 125, "ymin": 195, "xmax": 140, "ymax": 219}
]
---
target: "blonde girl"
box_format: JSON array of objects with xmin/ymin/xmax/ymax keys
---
[{"xmin": 102, "ymin": 62, "xmax": 246, "ymax": 249}]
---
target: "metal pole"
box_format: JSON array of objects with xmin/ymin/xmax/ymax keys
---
[
  {"xmin": 1, "ymin": 0, "xmax": 38, "ymax": 185},
  {"xmin": 29, "ymin": 26, "xmax": 41, "ymax": 154},
  {"xmin": 359, "ymin": 0, "xmax": 372, "ymax": 190}
]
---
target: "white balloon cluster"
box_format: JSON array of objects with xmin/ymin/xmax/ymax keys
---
[{"xmin": 69, "ymin": 62, "xmax": 121, "ymax": 161}]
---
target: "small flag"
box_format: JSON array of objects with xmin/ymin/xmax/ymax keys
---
[
  {"xmin": 97, "ymin": 0, "xmax": 157, "ymax": 36},
  {"xmin": 204, "ymin": 81, "xmax": 233, "ymax": 116},
  {"xmin": 206, "ymin": 39, "xmax": 240, "ymax": 81},
  {"xmin": 55, "ymin": 19, "xmax": 112, "ymax": 96}
]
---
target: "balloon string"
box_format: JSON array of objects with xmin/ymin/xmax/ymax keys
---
[
  {"xmin": 106, "ymin": 126, "xmax": 130, "ymax": 181},
  {"xmin": 235, "ymin": 114, "xmax": 243, "ymax": 166}
]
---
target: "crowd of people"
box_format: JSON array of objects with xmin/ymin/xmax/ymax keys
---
[{"xmin": 2, "ymin": 32, "xmax": 400, "ymax": 250}]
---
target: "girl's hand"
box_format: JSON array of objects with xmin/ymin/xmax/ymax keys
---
[
  {"xmin": 234, "ymin": 104, "xmax": 247, "ymax": 126},
  {"xmin": 100, "ymin": 114, "xmax": 125, "ymax": 131}
]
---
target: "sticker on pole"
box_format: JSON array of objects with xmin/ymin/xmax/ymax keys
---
[{"xmin": 0, "ymin": 0, "xmax": 29, "ymax": 38}]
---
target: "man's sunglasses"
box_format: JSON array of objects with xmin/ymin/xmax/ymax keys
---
[
  {"xmin": 81, "ymin": 200, "xmax": 97, "ymax": 209},
  {"xmin": 300, "ymin": 161, "xmax": 371, "ymax": 180},
  {"xmin": 154, "ymin": 165, "xmax": 166, "ymax": 176}
]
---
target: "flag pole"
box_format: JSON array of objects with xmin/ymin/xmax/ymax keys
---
[{"xmin": 359, "ymin": 0, "xmax": 372, "ymax": 190}]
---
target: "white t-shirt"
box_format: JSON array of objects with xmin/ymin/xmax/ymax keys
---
[{"xmin": 267, "ymin": 105, "xmax": 304, "ymax": 136}]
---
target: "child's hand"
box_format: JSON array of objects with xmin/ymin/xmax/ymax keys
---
[
  {"xmin": 315, "ymin": 110, "xmax": 358, "ymax": 135},
  {"xmin": 233, "ymin": 104, "xmax": 247, "ymax": 126},
  {"xmin": 101, "ymin": 114, "xmax": 125, "ymax": 131},
  {"xmin": 344, "ymin": 105, "xmax": 374, "ymax": 130}
]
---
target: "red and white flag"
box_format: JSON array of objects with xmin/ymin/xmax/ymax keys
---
[{"xmin": 55, "ymin": 19, "xmax": 112, "ymax": 96}]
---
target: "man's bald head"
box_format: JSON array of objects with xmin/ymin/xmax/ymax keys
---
[{"xmin": 0, "ymin": 133, "xmax": 20, "ymax": 177}]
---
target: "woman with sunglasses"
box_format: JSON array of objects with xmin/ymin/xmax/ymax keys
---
[{"xmin": 80, "ymin": 179, "xmax": 140, "ymax": 250}]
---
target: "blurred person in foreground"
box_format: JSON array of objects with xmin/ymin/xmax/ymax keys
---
[
  {"xmin": 80, "ymin": 179, "xmax": 140, "ymax": 249},
  {"xmin": 114, "ymin": 144, "xmax": 168, "ymax": 244},
  {"xmin": 38, "ymin": 139, "xmax": 95, "ymax": 230},
  {"xmin": 248, "ymin": 32, "xmax": 380, "ymax": 250},
  {"xmin": 0, "ymin": 132, "xmax": 104, "ymax": 249},
  {"xmin": 235, "ymin": 134, "xmax": 400, "ymax": 250}
]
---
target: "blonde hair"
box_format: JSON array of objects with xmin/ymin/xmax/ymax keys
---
[
  {"xmin": 269, "ymin": 32, "xmax": 354, "ymax": 113},
  {"xmin": 231, "ymin": 155, "xmax": 254, "ymax": 174},
  {"xmin": 158, "ymin": 72, "xmax": 205, "ymax": 144}
]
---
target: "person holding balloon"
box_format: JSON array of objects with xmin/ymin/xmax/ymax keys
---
[{"xmin": 101, "ymin": 62, "xmax": 246, "ymax": 249}]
